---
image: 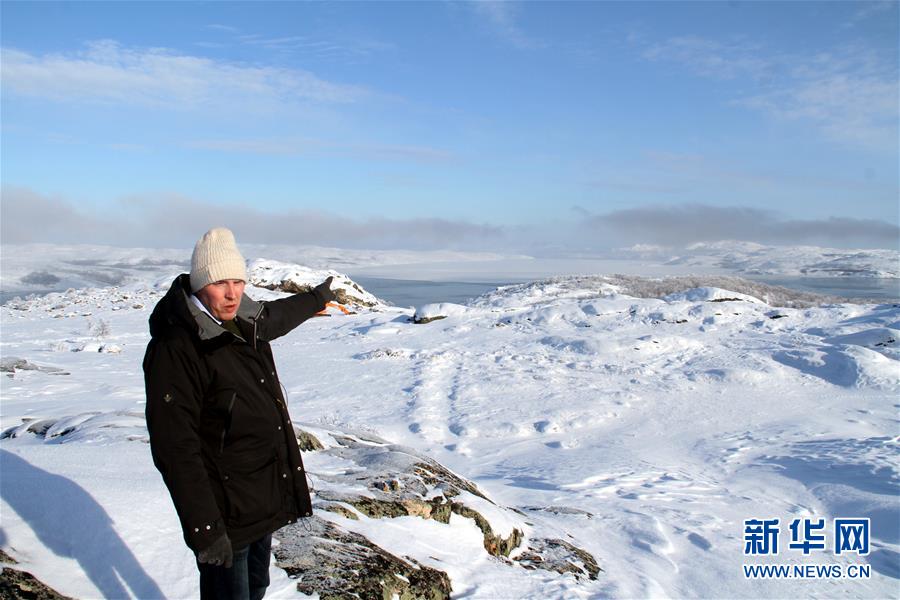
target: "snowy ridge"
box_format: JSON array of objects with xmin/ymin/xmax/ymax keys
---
[
  {"xmin": 472, "ymin": 274, "xmax": 893, "ymax": 310},
  {"xmin": 1, "ymin": 258, "xmax": 898, "ymax": 598},
  {"xmin": 617, "ymin": 241, "xmax": 900, "ymax": 279},
  {"xmin": 248, "ymin": 259, "xmax": 383, "ymax": 308}
]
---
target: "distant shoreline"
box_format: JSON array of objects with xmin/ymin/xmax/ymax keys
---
[{"xmin": 3, "ymin": 274, "xmax": 898, "ymax": 308}]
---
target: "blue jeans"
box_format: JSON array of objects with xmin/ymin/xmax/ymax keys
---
[{"xmin": 198, "ymin": 534, "xmax": 272, "ymax": 600}]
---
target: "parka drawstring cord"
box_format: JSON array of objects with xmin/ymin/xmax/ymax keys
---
[{"xmin": 301, "ymin": 516, "xmax": 313, "ymax": 533}]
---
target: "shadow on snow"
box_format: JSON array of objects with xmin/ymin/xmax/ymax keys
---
[{"xmin": 0, "ymin": 449, "xmax": 164, "ymax": 598}]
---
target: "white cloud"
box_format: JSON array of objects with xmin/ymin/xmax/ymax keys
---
[
  {"xmin": 737, "ymin": 47, "xmax": 898, "ymax": 149},
  {"xmin": 0, "ymin": 186, "xmax": 501, "ymax": 250},
  {"xmin": 346, "ymin": 142, "xmax": 455, "ymax": 163},
  {"xmin": 107, "ymin": 143, "xmax": 149, "ymax": 152},
  {"xmin": 183, "ymin": 138, "xmax": 455, "ymax": 163},
  {"xmin": 843, "ymin": 1, "xmax": 896, "ymax": 28},
  {"xmin": 642, "ymin": 36, "xmax": 771, "ymax": 80},
  {"xmin": 201, "ymin": 23, "xmax": 394, "ymax": 63},
  {"xmin": 206, "ymin": 24, "xmax": 240, "ymax": 34},
  {"xmin": 471, "ymin": 2, "xmax": 542, "ymax": 50},
  {"xmin": 640, "ymin": 36, "xmax": 899, "ymax": 150},
  {"xmin": 0, "ymin": 40, "xmax": 369, "ymax": 111},
  {"xmin": 184, "ymin": 139, "xmax": 320, "ymax": 155},
  {"xmin": 584, "ymin": 150, "xmax": 890, "ymax": 196}
]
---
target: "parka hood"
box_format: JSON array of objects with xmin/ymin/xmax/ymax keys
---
[{"xmin": 149, "ymin": 274, "xmax": 262, "ymax": 341}]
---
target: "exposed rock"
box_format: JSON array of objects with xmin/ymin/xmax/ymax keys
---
[
  {"xmin": 0, "ymin": 419, "xmax": 56, "ymax": 440},
  {"xmin": 259, "ymin": 280, "xmax": 374, "ymax": 308},
  {"xmin": 316, "ymin": 502, "xmax": 360, "ymax": 520},
  {"xmin": 356, "ymin": 348, "xmax": 414, "ymax": 360},
  {"xmin": 0, "ymin": 412, "xmax": 145, "ymax": 443},
  {"xmin": 247, "ymin": 260, "xmax": 381, "ymax": 308},
  {"xmin": 412, "ymin": 315, "xmax": 446, "ymax": 325},
  {"xmin": 305, "ymin": 429, "xmax": 527, "ymax": 559},
  {"xmin": 515, "ymin": 537, "xmax": 602, "ymax": 581},
  {"xmin": 522, "ymin": 505, "xmax": 594, "ymax": 519},
  {"xmin": 71, "ymin": 343, "xmax": 122, "ymax": 354},
  {"xmin": 0, "ymin": 550, "xmax": 17, "ymax": 564},
  {"xmin": 413, "ymin": 303, "xmax": 468, "ymax": 324},
  {"xmin": 0, "ymin": 567, "xmax": 72, "ymax": 600},
  {"xmin": 293, "ymin": 427, "xmax": 324, "ymax": 451},
  {"xmin": 411, "ymin": 460, "xmax": 488, "ymax": 501},
  {"xmin": 0, "ymin": 359, "xmax": 69, "ymax": 376},
  {"xmin": 451, "ymin": 502, "xmax": 523, "ymax": 557},
  {"xmin": 274, "ymin": 517, "xmax": 452, "ymax": 600}
]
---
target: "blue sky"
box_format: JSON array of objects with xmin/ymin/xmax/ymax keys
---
[{"xmin": 1, "ymin": 1, "xmax": 897, "ymax": 251}]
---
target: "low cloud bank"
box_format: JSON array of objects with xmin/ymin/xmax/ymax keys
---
[
  {"xmin": 583, "ymin": 204, "xmax": 899, "ymax": 250},
  {"xmin": 1, "ymin": 186, "xmax": 896, "ymax": 253},
  {"xmin": 1, "ymin": 186, "xmax": 503, "ymax": 251}
]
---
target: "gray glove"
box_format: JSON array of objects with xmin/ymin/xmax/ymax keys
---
[
  {"xmin": 198, "ymin": 533, "xmax": 233, "ymax": 569},
  {"xmin": 314, "ymin": 276, "xmax": 336, "ymax": 305}
]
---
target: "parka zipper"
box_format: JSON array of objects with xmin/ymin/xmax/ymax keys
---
[
  {"xmin": 252, "ymin": 303, "xmax": 264, "ymax": 350},
  {"xmin": 219, "ymin": 392, "xmax": 236, "ymax": 455}
]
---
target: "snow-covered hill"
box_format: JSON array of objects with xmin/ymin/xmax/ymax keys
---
[
  {"xmin": 1, "ymin": 254, "xmax": 898, "ymax": 598},
  {"xmin": 616, "ymin": 241, "xmax": 900, "ymax": 279}
]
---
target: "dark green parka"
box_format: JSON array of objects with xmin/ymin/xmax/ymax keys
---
[{"xmin": 144, "ymin": 274, "xmax": 325, "ymax": 552}]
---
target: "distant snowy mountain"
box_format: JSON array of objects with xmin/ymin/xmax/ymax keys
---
[{"xmin": 615, "ymin": 241, "xmax": 899, "ymax": 278}]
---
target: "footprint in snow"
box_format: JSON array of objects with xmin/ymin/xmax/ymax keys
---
[{"xmin": 686, "ymin": 532, "xmax": 712, "ymax": 551}]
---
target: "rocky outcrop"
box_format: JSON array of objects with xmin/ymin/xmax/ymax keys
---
[
  {"xmin": 514, "ymin": 537, "xmax": 601, "ymax": 581},
  {"xmin": 305, "ymin": 430, "xmax": 527, "ymax": 554},
  {"xmin": 270, "ymin": 424, "xmax": 600, "ymax": 598},
  {"xmin": 293, "ymin": 425, "xmax": 325, "ymax": 451},
  {"xmin": 247, "ymin": 260, "xmax": 382, "ymax": 308},
  {"xmin": 274, "ymin": 517, "xmax": 452, "ymax": 600},
  {"xmin": 0, "ymin": 566, "xmax": 72, "ymax": 600}
]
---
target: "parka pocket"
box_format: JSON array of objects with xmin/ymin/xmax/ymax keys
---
[{"xmin": 222, "ymin": 454, "xmax": 282, "ymax": 526}]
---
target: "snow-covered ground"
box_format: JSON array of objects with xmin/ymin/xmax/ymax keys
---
[{"xmin": 1, "ymin": 244, "xmax": 898, "ymax": 598}]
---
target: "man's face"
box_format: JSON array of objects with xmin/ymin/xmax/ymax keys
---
[{"xmin": 196, "ymin": 279, "xmax": 245, "ymax": 321}]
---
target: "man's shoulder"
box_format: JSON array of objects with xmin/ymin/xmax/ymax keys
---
[{"xmin": 147, "ymin": 320, "xmax": 199, "ymax": 355}]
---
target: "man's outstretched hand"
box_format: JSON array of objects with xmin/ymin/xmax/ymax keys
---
[
  {"xmin": 198, "ymin": 533, "xmax": 233, "ymax": 569},
  {"xmin": 314, "ymin": 276, "xmax": 336, "ymax": 305}
]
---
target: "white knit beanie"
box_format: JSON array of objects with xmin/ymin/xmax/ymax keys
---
[{"xmin": 190, "ymin": 227, "xmax": 248, "ymax": 292}]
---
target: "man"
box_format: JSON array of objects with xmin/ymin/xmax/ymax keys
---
[{"xmin": 144, "ymin": 227, "xmax": 335, "ymax": 600}]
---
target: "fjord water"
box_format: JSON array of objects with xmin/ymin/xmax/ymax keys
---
[
  {"xmin": 747, "ymin": 275, "xmax": 900, "ymax": 301},
  {"xmin": 2, "ymin": 275, "xmax": 898, "ymax": 308},
  {"xmin": 348, "ymin": 276, "xmax": 899, "ymax": 308}
]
